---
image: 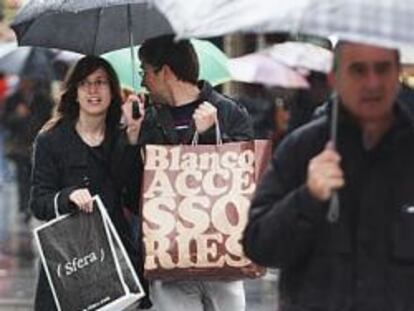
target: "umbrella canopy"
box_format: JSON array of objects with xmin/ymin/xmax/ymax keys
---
[
  {"xmin": 0, "ymin": 46, "xmax": 56, "ymax": 80},
  {"xmin": 0, "ymin": 42, "xmax": 18, "ymax": 59},
  {"xmin": 267, "ymin": 41, "xmax": 333, "ymax": 73},
  {"xmin": 229, "ymin": 53, "xmax": 309, "ymax": 89},
  {"xmin": 11, "ymin": 0, "xmax": 174, "ymax": 55},
  {"xmin": 102, "ymin": 39, "xmax": 231, "ymax": 90},
  {"xmin": 156, "ymin": 0, "xmax": 414, "ymax": 50}
]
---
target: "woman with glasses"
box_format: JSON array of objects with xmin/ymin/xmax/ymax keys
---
[{"xmin": 29, "ymin": 55, "xmax": 149, "ymax": 310}]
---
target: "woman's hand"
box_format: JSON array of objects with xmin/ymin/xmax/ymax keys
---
[
  {"xmin": 122, "ymin": 94, "xmax": 145, "ymax": 145},
  {"xmin": 69, "ymin": 188, "xmax": 94, "ymax": 213}
]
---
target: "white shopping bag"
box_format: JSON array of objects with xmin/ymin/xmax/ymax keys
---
[{"xmin": 34, "ymin": 195, "xmax": 145, "ymax": 311}]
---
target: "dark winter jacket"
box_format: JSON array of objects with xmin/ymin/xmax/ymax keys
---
[
  {"xmin": 30, "ymin": 119, "xmax": 141, "ymax": 311},
  {"xmin": 243, "ymin": 101, "xmax": 414, "ymax": 311},
  {"xmin": 139, "ymin": 81, "xmax": 253, "ymax": 145}
]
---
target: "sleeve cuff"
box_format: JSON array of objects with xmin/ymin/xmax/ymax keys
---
[
  {"xmin": 58, "ymin": 186, "xmax": 78, "ymax": 215},
  {"xmin": 294, "ymin": 185, "xmax": 328, "ymax": 223}
]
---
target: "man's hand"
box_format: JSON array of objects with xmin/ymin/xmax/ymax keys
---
[
  {"xmin": 69, "ymin": 188, "xmax": 94, "ymax": 213},
  {"xmin": 306, "ymin": 142, "xmax": 345, "ymax": 201},
  {"xmin": 193, "ymin": 101, "xmax": 217, "ymax": 134},
  {"xmin": 122, "ymin": 94, "xmax": 145, "ymax": 145}
]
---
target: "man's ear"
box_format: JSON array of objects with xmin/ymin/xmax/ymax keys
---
[{"xmin": 162, "ymin": 64, "xmax": 176, "ymax": 80}]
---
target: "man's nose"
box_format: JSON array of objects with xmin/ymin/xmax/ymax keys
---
[{"xmin": 365, "ymin": 69, "xmax": 382, "ymax": 89}]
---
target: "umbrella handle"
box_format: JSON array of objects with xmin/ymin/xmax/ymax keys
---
[
  {"xmin": 327, "ymin": 192, "xmax": 340, "ymax": 223},
  {"xmin": 327, "ymin": 93, "xmax": 340, "ymax": 223},
  {"xmin": 132, "ymin": 101, "xmax": 141, "ymax": 119}
]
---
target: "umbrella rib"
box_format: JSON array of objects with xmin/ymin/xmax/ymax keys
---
[
  {"xmin": 60, "ymin": 0, "xmax": 70, "ymax": 9},
  {"xmin": 91, "ymin": 8, "xmax": 103, "ymax": 55}
]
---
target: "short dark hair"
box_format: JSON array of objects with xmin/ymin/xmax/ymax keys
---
[
  {"xmin": 138, "ymin": 35, "xmax": 199, "ymax": 84},
  {"xmin": 56, "ymin": 56, "xmax": 122, "ymax": 129}
]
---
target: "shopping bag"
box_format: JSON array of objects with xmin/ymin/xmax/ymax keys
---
[
  {"xmin": 34, "ymin": 195, "xmax": 145, "ymax": 311},
  {"xmin": 141, "ymin": 139, "xmax": 272, "ymax": 280}
]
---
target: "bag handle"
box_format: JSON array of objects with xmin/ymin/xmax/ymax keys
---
[
  {"xmin": 93, "ymin": 195, "xmax": 143, "ymax": 296},
  {"xmin": 191, "ymin": 116, "xmax": 222, "ymax": 146},
  {"xmin": 53, "ymin": 192, "xmax": 61, "ymax": 218}
]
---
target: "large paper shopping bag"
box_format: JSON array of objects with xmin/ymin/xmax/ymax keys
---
[{"xmin": 141, "ymin": 140, "xmax": 272, "ymax": 280}]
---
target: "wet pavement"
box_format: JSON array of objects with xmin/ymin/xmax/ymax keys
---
[
  {"xmin": 0, "ymin": 176, "xmax": 278, "ymax": 311},
  {"xmin": 0, "ymin": 180, "xmax": 36, "ymax": 311}
]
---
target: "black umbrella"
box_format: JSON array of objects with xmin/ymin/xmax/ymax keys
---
[
  {"xmin": 11, "ymin": 0, "xmax": 174, "ymax": 55},
  {"xmin": 11, "ymin": 0, "xmax": 175, "ymax": 91}
]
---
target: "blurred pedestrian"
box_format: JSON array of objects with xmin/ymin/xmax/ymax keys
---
[
  {"xmin": 243, "ymin": 41, "xmax": 413, "ymax": 310},
  {"xmin": 138, "ymin": 35, "xmax": 253, "ymax": 311},
  {"xmin": 29, "ymin": 56, "xmax": 146, "ymax": 310},
  {"xmin": 286, "ymin": 71, "xmax": 331, "ymax": 133},
  {"xmin": 2, "ymin": 78, "xmax": 53, "ymax": 221},
  {"xmin": 236, "ymin": 83, "xmax": 276, "ymax": 140}
]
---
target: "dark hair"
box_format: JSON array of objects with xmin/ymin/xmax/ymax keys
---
[
  {"xmin": 138, "ymin": 35, "xmax": 199, "ymax": 84},
  {"xmin": 45, "ymin": 56, "xmax": 122, "ymax": 131}
]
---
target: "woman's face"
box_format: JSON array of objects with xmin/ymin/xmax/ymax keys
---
[{"xmin": 76, "ymin": 68, "xmax": 112, "ymax": 118}]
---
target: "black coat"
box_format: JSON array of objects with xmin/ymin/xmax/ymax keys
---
[
  {"xmin": 243, "ymin": 101, "xmax": 414, "ymax": 311},
  {"xmin": 139, "ymin": 81, "xmax": 253, "ymax": 145},
  {"xmin": 30, "ymin": 119, "xmax": 141, "ymax": 310}
]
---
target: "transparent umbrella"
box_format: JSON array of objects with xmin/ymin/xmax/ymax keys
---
[
  {"xmin": 227, "ymin": 41, "xmax": 332, "ymax": 88},
  {"xmin": 267, "ymin": 41, "xmax": 333, "ymax": 73},
  {"xmin": 156, "ymin": 0, "xmax": 414, "ymax": 50},
  {"xmin": 228, "ymin": 53, "xmax": 309, "ymax": 89}
]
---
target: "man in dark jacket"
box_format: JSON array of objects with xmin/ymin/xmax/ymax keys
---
[
  {"xmin": 137, "ymin": 35, "xmax": 253, "ymax": 311},
  {"xmin": 242, "ymin": 41, "xmax": 414, "ymax": 311}
]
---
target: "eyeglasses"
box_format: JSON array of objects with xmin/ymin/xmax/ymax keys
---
[{"xmin": 78, "ymin": 79, "xmax": 109, "ymax": 90}]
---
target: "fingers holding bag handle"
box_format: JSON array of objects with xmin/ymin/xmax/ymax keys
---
[{"xmin": 192, "ymin": 101, "xmax": 222, "ymax": 145}]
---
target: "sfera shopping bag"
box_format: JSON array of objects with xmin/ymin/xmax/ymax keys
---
[{"xmin": 34, "ymin": 195, "xmax": 145, "ymax": 311}]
